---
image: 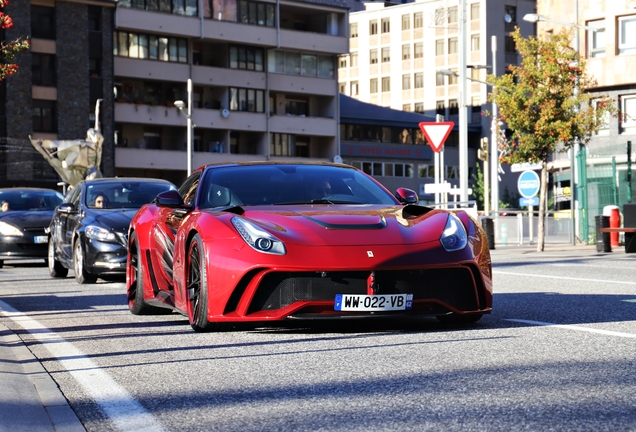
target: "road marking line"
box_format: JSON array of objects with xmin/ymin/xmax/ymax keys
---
[
  {"xmin": 505, "ymin": 318, "xmax": 636, "ymax": 339},
  {"xmin": 0, "ymin": 300, "xmax": 165, "ymax": 432},
  {"xmin": 493, "ymin": 270, "xmax": 636, "ymax": 286}
]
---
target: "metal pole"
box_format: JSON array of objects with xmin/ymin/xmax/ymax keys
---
[
  {"xmin": 186, "ymin": 78, "xmax": 193, "ymax": 176},
  {"xmin": 458, "ymin": 0, "xmax": 468, "ymax": 203},
  {"xmin": 627, "ymin": 141, "xmax": 632, "ymax": 203},
  {"xmin": 571, "ymin": 0, "xmax": 579, "ymax": 244},
  {"xmin": 490, "ymin": 35, "xmax": 499, "ymax": 216}
]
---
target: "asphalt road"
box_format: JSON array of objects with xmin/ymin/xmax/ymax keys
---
[{"xmin": 1, "ymin": 246, "xmax": 635, "ymax": 431}]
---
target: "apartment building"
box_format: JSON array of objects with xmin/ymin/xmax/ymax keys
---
[
  {"xmin": 1, "ymin": 0, "xmax": 116, "ymax": 188},
  {"xmin": 338, "ymin": 0, "xmax": 536, "ymax": 202},
  {"xmin": 113, "ymin": 0, "xmax": 349, "ymax": 185}
]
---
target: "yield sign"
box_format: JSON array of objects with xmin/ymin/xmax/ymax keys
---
[{"xmin": 419, "ymin": 122, "xmax": 454, "ymax": 153}]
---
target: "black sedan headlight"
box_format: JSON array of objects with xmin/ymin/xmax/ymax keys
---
[
  {"xmin": 85, "ymin": 225, "xmax": 118, "ymax": 243},
  {"xmin": 0, "ymin": 221, "xmax": 23, "ymax": 237}
]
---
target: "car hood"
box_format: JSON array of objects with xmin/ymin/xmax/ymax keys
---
[
  {"xmin": 233, "ymin": 204, "xmax": 450, "ymax": 246},
  {"xmin": 0, "ymin": 210, "xmax": 54, "ymax": 228},
  {"xmin": 90, "ymin": 209, "xmax": 138, "ymax": 231}
]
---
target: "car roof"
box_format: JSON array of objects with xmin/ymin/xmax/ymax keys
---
[
  {"xmin": 0, "ymin": 187, "xmax": 62, "ymax": 193},
  {"xmin": 198, "ymin": 161, "xmax": 355, "ymax": 172},
  {"xmin": 80, "ymin": 177, "xmax": 174, "ymax": 185}
]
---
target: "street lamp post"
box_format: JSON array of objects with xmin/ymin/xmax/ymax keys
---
[
  {"xmin": 490, "ymin": 36, "xmax": 499, "ymax": 217},
  {"xmin": 174, "ymin": 78, "xmax": 194, "ymax": 176},
  {"xmin": 458, "ymin": 0, "xmax": 468, "ymax": 203}
]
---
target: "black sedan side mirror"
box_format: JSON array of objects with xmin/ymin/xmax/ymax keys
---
[
  {"xmin": 395, "ymin": 188, "xmax": 419, "ymax": 205},
  {"xmin": 57, "ymin": 203, "xmax": 76, "ymax": 214},
  {"xmin": 156, "ymin": 190, "xmax": 186, "ymax": 208}
]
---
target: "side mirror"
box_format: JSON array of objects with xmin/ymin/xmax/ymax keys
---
[
  {"xmin": 156, "ymin": 190, "xmax": 185, "ymax": 208},
  {"xmin": 57, "ymin": 203, "xmax": 76, "ymax": 214},
  {"xmin": 395, "ymin": 188, "xmax": 419, "ymax": 205}
]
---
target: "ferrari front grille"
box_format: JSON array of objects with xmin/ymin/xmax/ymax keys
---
[{"xmin": 247, "ymin": 267, "xmax": 480, "ymax": 314}]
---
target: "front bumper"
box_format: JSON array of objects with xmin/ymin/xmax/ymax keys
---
[
  {"xmin": 83, "ymin": 237, "xmax": 127, "ymax": 275},
  {"xmin": 0, "ymin": 233, "xmax": 49, "ymax": 260}
]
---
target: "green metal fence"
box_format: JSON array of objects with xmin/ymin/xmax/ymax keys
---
[{"xmin": 578, "ymin": 141, "xmax": 634, "ymax": 243}]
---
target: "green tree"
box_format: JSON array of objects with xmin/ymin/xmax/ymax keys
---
[
  {"xmin": 0, "ymin": 0, "xmax": 29, "ymax": 81},
  {"xmin": 470, "ymin": 163, "xmax": 485, "ymax": 211},
  {"xmin": 487, "ymin": 28, "xmax": 615, "ymax": 252}
]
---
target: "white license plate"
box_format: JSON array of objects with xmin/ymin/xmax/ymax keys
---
[
  {"xmin": 34, "ymin": 236, "xmax": 48, "ymax": 244},
  {"xmin": 334, "ymin": 294, "xmax": 413, "ymax": 311}
]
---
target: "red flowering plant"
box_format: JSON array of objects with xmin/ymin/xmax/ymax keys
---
[
  {"xmin": 0, "ymin": 0, "xmax": 30, "ymax": 81},
  {"xmin": 486, "ymin": 28, "xmax": 616, "ymax": 251}
]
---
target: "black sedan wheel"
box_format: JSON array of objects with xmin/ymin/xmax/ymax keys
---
[
  {"xmin": 74, "ymin": 239, "xmax": 97, "ymax": 284},
  {"xmin": 48, "ymin": 237, "xmax": 68, "ymax": 278},
  {"xmin": 128, "ymin": 232, "xmax": 170, "ymax": 315}
]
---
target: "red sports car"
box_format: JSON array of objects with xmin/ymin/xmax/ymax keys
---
[{"xmin": 126, "ymin": 162, "xmax": 492, "ymax": 331}]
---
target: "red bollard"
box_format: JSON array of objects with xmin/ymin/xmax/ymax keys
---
[{"xmin": 609, "ymin": 207, "xmax": 621, "ymax": 247}]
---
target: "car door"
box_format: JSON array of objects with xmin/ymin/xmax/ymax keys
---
[
  {"xmin": 148, "ymin": 172, "xmax": 201, "ymax": 292},
  {"xmin": 50, "ymin": 184, "xmax": 80, "ymax": 263},
  {"xmin": 60, "ymin": 183, "xmax": 84, "ymax": 261}
]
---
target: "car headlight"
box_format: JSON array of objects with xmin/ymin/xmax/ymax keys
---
[
  {"xmin": 440, "ymin": 213, "xmax": 467, "ymax": 252},
  {"xmin": 85, "ymin": 225, "xmax": 118, "ymax": 243},
  {"xmin": 231, "ymin": 217, "xmax": 286, "ymax": 255},
  {"xmin": 0, "ymin": 221, "xmax": 23, "ymax": 237}
]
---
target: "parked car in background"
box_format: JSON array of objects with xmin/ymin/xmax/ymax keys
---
[
  {"xmin": 0, "ymin": 188, "xmax": 64, "ymax": 267},
  {"xmin": 127, "ymin": 162, "xmax": 492, "ymax": 331},
  {"xmin": 48, "ymin": 178, "xmax": 176, "ymax": 284}
]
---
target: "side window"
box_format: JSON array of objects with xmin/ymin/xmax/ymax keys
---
[
  {"xmin": 65, "ymin": 185, "xmax": 81, "ymax": 205},
  {"xmin": 179, "ymin": 172, "xmax": 201, "ymax": 206}
]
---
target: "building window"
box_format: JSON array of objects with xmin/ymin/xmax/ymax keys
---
[
  {"xmin": 414, "ymin": 43, "xmax": 423, "ymax": 59},
  {"xmin": 381, "ymin": 47, "xmax": 390, "ymax": 63},
  {"xmin": 229, "ymin": 87, "xmax": 265, "ymax": 112},
  {"xmin": 285, "ymin": 99, "xmax": 308, "ymax": 116},
  {"xmin": 350, "ymin": 52, "xmax": 358, "ymax": 67},
  {"xmin": 370, "ymin": 20, "xmax": 378, "ymax": 35},
  {"xmin": 436, "ymin": 40, "xmax": 444, "ymax": 56},
  {"xmin": 618, "ymin": 15, "xmax": 636, "ymax": 55},
  {"xmin": 403, "ymin": 104, "xmax": 412, "ymax": 112},
  {"xmin": 114, "ymin": 31, "xmax": 188, "ymax": 63},
  {"xmin": 414, "ymin": 73, "xmax": 423, "ymax": 88},
  {"xmin": 351, "ymin": 81, "xmax": 359, "ymax": 96},
  {"xmin": 402, "ymin": 74, "xmax": 410, "ymax": 90},
  {"xmin": 414, "ymin": 103, "xmax": 424, "ymax": 113},
  {"xmin": 269, "ymin": 50, "xmax": 333, "ymax": 78},
  {"xmin": 32, "ymin": 54, "xmax": 56, "ymax": 87},
  {"xmin": 448, "ymin": 37, "xmax": 458, "ymax": 54},
  {"xmin": 471, "ymin": 68, "xmax": 481, "ymax": 80},
  {"xmin": 339, "ymin": 82, "xmax": 346, "ymax": 93},
  {"xmin": 270, "ymin": 133, "xmax": 299, "ymax": 156},
  {"xmin": 505, "ymin": 35, "xmax": 516, "ymax": 52},
  {"xmin": 31, "ymin": 6, "xmax": 56, "ymax": 39},
  {"xmin": 436, "ymin": 73, "xmax": 445, "ymax": 86},
  {"xmin": 446, "ymin": 165, "xmax": 459, "ymax": 179},
  {"xmin": 238, "ymin": 1, "xmax": 275, "ymax": 26},
  {"xmin": 418, "ymin": 164, "xmax": 434, "ymax": 179},
  {"xmin": 370, "ymin": 49, "xmax": 378, "ymax": 64},
  {"xmin": 402, "ymin": 44, "xmax": 410, "ymax": 60},
  {"xmin": 504, "ymin": 5, "xmax": 516, "ymax": 23},
  {"xmin": 448, "ymin": 6, "xmax": 458, "ymax": 24},
  {"xmin": 471, "ymin": 34, "xmax": 480, "ymax": 51},
  {"xmin": 414, "ymin": 12, "xmax": 423, "ymax": 28},
  {"xmin": 382, "ymin": 77, "xmax": 390, "ymax": 92},
  {"xmin": 339, "ymin": 56, "xmax": 347, "ymax": 68},
  {"xmin": 122, "ymin": 0, "xmax": 199, "ymax": 17},
  {"xmin": 436, "ymin": 101, "xmax": 445, "ymax": 116},
  {"xmin": 370, "ymin": 78, "xmax": 378, "ymax": 94},
  {"xmin": 230, "ymin": 45, "xmax": 264, "ymax": 71},
  {"xmin": 471, "ymin": 3, "xmax": 480, "ymax": 20},
  {"xmin": 350, "ymin": 22, "xmax": 358, "ymax": 38},
  {"xmin": 32, "ymin": 100, "xmax": 57, "ymax": 133},
  {"xmin": 449, "ymin": 99, "xmax": 458, "ymax": 115},
  {"xmin": 448, "ymin": 69, "xmax": 458, "ymax": 85},
  {"xmin": 621, "ymin": 94, "xmax": 636, "ymax": 127},
  {"xmin": 587, "ymin": 20, "xmax": 605, "ymax": 58},
  {"xmin": 381, "ymin": 17, "xmax": 390, "ymax": 33},
  {"xmin": 402, "ymin": 14, "xmax": 410, "ymax": 31},
  {"xmin": 471, "ymin": 96, "xmax": 481, "ymax": 113}
]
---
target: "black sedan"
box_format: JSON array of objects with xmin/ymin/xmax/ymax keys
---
[
  {"xmin": 0, "ymin": 188, "xmax": 64, "ymax": 267},
  {"xmin": 48, "ymin": 177, "xmax": 176, "ymax": 284}
]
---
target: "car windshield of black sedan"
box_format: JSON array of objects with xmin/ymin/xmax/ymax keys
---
[
  {"xmin": 85, "ymin": 182, "xmax": 175, "ymax": 209},
  {"xmin": 198, "ymin": 165, "xmax": 399, "ymax": 209},
  {"xmin": 0, "ymin": 190, "xmax": 63, "ymax": 211}
]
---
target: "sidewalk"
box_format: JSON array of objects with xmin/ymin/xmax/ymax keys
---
[{"xmin": 0, "ymin": 323, "xmax": 85, "ymax": 432}]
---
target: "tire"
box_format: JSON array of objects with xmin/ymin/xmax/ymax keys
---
[
  {"xmin": 48, "ymin": 237, "xmax": 68, "ymax": 278},
  {"xmin": 186, "ymin": 234, "xmax": 227, "ymax": 332},
  {"xmin": 436, "ymin": 313, "xmax": 483, "ymax": 325},
  {"xmin": 128, "ymin": 233, "xmax": 170, "ymax": 315},
  {"xmin": 73, "ymin": 239, "xmax": 97, "ymax": 284}
]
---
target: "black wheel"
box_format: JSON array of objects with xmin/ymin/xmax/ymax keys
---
[
  {"xmin": 436, "ymin": 313, "xmax": 483, "ymax": 325},
  {"xmin": 128, "ymin": 232, "xmax": 170, "ymax": 315},
  {"xmin": 73, "ymin": 239, "xmax": 97, "ymax": 284},
  {"xmin": 186, "ymin": 234, "xmax": 227, "ymax": 332},
  {"xmin": 48, "ymin": 237, "xmax": 68, "ymax": 278}
]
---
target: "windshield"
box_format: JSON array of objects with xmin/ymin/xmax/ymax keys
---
[
  {"xmin": 0, "ymin": 189, "xmax": 64, "ymax": 211},
  {"xmin": 85, "ymin": 181, "xmax": 176, "ymax": 209},
  {"xmin": 198, "ymin": 164, "xmax": 399, "ymax": 209}
]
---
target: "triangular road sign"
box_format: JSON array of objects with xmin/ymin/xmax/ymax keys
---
[{"xmin": 418, "ymin": 122, "xmax": 454, "ymax": 153}]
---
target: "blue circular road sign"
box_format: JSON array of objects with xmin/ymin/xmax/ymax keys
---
[{"xmin": 517, "ymin": 169, "xmax": 540, "ymax": 198}]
